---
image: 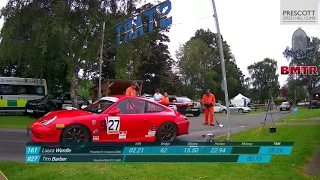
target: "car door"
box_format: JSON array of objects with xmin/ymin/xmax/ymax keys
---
[
  {"xmin": 229, "ymin": 104, "xmax": 236, "ymax": 113},
  {"xmin": 101, "ymin": 99, "xmax": 151, "ymax": 141},
  {"xmin": 143, "ymin": 101, "xmax": 168, "ymax": 136},
  {"xmin": 214, "ymin": 103, "xmax": 221, "ymax": 112}
]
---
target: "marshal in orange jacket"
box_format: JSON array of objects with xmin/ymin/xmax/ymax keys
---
[{"xmin": 201, "ymin": 93, "xmax": 215, "ymax": 105}]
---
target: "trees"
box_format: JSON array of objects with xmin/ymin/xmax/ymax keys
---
[
  {"xmin": 284, "ymin": 75, "xmax": 308, "ymax": 101},
  {"xmin": 176, "ymin": 28, "xmax": 246, "ymax": 101},
  {"xmin": 247, "ymin": 58, "xmax": 280, "ymax": 103},
  {"xmin": 0, "ymin": 0, "xmax": 108, "ymax": 107},
  {"xmin": 91, "ymin": 1, "xmax": 181, "ymax": 95}
]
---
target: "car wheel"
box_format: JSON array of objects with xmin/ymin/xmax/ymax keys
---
[
  {"xmin": 221, "ymin": 109, "xmax": 227, "ymax": 114},
  {"xmin": 193, "ymin": 111, "xmax": 201, "ymax": 117},
  {"xmin": 238, "ymin": 109, "xmax": 243, "ymax": 113},
  {"xmin": 156, "ymin": 122, "xmax": 178, "ymax": 142},
  {"xmin": 60, "ymin": 124, "xmax": 91, "ymax": 142}
]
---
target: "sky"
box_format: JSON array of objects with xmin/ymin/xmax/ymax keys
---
[{"xmin": 0, "ymin": 0, "xmax": 319, "ymax": 87}]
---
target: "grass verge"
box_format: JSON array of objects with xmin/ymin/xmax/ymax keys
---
[
  {"xmin": 282, "ymin": 108, "xmax": 320, "ymax": 122},
  {"xmin": 0, "ymin": 116, "xmax": 36, "ymax": 128},
  {"xmin": 1, "ymin": 128, "xmax": 320, "ymax": 179}
]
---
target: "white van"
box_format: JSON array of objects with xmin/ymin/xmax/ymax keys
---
[{"xmin": 0, "ymin": 77, "xmax": 48, "ymax": 112}]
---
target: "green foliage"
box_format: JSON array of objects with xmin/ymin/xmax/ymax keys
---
[
  {"xmin": 247, "ymin": 58, "xmax": 280, "ymax": 102},
  {"xmin": 284, "ymin": 75, "xmax": 308, "ymax": 102},
  {"xmin": 177, "ymin": 29, "xmax": 246, "ymax": 101},
  {"xmin": 78, "ymin": 79, "xmax": 93, "ymax": 100}
]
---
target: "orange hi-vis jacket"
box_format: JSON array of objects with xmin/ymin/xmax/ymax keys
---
[
  {"xmin": 160, "ymin": 96, "xmax": 169, "ymax": 103},
  {"xmin": 201, "ymin": 93, "xmax": 215, "ymax": 106},
  {"xmin": 125, "ymin": 86, "xmax": 136, "ymax": 96}
]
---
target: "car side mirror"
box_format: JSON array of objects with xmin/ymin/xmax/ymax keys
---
[{"xmin": 108, "ymin": 108, "xmax": 120, "ymax": 115}]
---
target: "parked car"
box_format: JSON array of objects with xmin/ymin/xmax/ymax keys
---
[
  {"xmin": 229, "ymin": 104, "xmax": 251, "ymax": 113},
  {"xmin": 25, "ymin": 92, "xmax": 90, "ymax": 117},
  {"xmin": 279, "ymin": 101, "xmax": 291, "ymax": 111},
  {"xmin": 174, "ymin": 96, "xmax": 201, "ymax": 116},
  {"xmin": 311, "ymin": 100, "xmax": 320, "ymax": 109},
  {"xmin": 214, "ymin": 103, "xmax": 227, "ymax": 113}
]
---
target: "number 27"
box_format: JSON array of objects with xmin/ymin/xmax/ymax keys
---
[
  {"xmin": 108, "ymin": 120, "xmax": 119, "ymax": 130},
  {"xmin": 100, "ymin": 120, "xmax": 119, "ymax": 130}
]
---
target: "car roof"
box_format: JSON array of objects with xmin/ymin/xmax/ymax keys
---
[{"xmin": 102, "ymin": 95, "xmax": 158, "ymax": 102}]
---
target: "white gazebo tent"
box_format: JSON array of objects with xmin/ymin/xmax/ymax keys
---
[{"xmin": 230, "ymin": 93, "xmax": 251, "ymax": 106}]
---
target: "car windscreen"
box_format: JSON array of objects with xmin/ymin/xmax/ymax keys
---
[
  {"xmin": 176, "ymin": 97, "xmax": 192, "ymax": 102},
  {"xmin": 83, "ymin": 100, "xmax": 115, "ymax": 114}
]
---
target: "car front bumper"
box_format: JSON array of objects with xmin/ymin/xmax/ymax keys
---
[
  {"xmin": 25, "ymin": 105, "xmax": 47, "ymax": 114},
  {"xmin": 185, "ymin": 107, "xmax": 201, "ymax": 114},
  {"xmin": 31, "ymin": 123, "xmax": 61, "ymax": 142}
]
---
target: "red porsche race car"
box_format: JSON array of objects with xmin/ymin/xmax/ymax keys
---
[{"xmin": 30, "ymin": 95, "xmax": 190, "ymax": 143}]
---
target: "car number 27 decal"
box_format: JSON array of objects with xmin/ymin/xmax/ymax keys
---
[{"xmin": 100, "ymin": 116, "xmax": 120, "ymax": 134}]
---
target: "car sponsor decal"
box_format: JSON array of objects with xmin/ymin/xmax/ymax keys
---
[
  {"xmin": 93, "ymin": 136, "xmax": 99, "ymax": 140},
  {"xmin": 92, "ymin": 120, "xmax": 96, "ymax": 125},
  {"xmin": 119, "ymin": 131, "xmax": 127, "ymax": 139},
  {"xmin": 145, "ymin": 130, "xmax": 156, "ymax": 137},
  {"xmin": 93, "ymin": 129, "xmax": 98, "ymax": 134},
  {"xmin": 106, "ymin": 116, "xmax": 120, "ymax": 134},
  {"xmin": 55, "ymin": 124, "xmax": 65, "ymax": 129}
]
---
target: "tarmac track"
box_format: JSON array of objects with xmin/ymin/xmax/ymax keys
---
[{"xmin": 0, "ymin": 111, "xmax": 290, "ymax": 162}]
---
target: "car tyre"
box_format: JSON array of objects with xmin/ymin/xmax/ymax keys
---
[
  {"xmin": 156, "ymin": 122, "xmax": 178, "ymax": 142},
  {"xmin": 193, "ymin": 111, "xmax": 201, "ymax": 117},
  {"xmin": 60, "ymin": 124, "xmax": 91, "ymax": 142},
  {"xmin": 221, "ymin": 109, "xmax": 227, "ymax": 114},
  {"xmin": 238, "ymin": 109, "xmax": 243, "ymax": 113}
]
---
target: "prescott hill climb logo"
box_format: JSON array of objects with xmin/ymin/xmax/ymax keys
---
[
  {"xmin": 280, "ymin": 0, "xmax": 318, "ymax": 25},
  {"xmin": 281, "ymin": 28, "xmax": 317, "ymax": 75}
]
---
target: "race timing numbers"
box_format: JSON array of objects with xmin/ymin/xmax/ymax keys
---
[
  {"xmin": 237, "ymin": 155, "xmax": 271, "ymax": 163},
  {"xmin": 26, "ymin": 146, "xmax": 41, "ymax": 154},
  {"xmin": 26, "ymin": 155, "xmax": 41, "ymax": 163},
  {"xmin": 122, "ymin": 147, "xmax": 151, "ymax": 154},
  {"xmin": 122, "ymin": 146, "xmax": 234, "ymax": 154},
  {"xmin": 25, "ymin": 155, "xmax": 273, "ymax": 163},
  {"xmin": 24, "ymin": 146, "xmax": 293, "ymax": 155},
  {"xmin": 258, "ymin": 147, "xmax": 292, "ymax": 155}
]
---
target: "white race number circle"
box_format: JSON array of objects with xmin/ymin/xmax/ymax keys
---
[{"xmin": 106, "ymin": 116, "xmax": 120, "ymax": 134}]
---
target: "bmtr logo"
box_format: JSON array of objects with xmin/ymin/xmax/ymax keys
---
[
  {"xmin": 282, "ymin": 28, "xmax": 317, "ymax": 75},
  {"xmin": 280, "ymin": 66, "xmax": 318, "ymax": 75}
]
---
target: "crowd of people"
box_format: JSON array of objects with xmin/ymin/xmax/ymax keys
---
[{"xmin": 125, "ymin": 81, "xmax": 217, "ymax": 126}]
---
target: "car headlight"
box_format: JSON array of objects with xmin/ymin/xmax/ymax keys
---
[
  {"xmin": 194, "ymin": 102, "xmax": 201, "ymax": 108},
  {"xmin": 41, "ymin": 116, "xmax": 57, "ymax": 125}
]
